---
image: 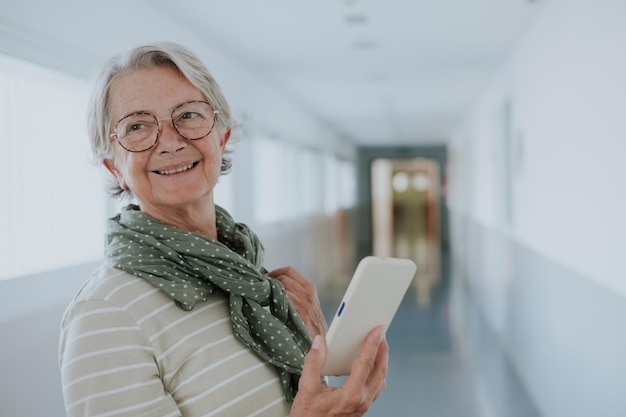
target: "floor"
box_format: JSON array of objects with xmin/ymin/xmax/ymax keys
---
[{"xmin": 319, "ymin": 258, "xmax": 542, "ymax": 417}]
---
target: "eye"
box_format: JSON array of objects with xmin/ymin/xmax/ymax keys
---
[
  {"xmin": 116, "ymin": 113, "xmax": 157, "ymax": 139},
  {"xmin": 128, "ymin": 122, "xmax": 148, "ymax": 132},
  {"xmin": 180, "ymin": 111, "xmax": 201, "ymax": 121},
  {"xmin": 173, "ymin": 101, "xmax": 213, "ymax": 124}
]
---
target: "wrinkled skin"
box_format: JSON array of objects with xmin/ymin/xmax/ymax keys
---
[
  {"xmin": 292, "ymin": 328, "xmax": 388, "ymax": 417},
  {"xmin": 268, "ymin": 267, "xmax": 389, "ymax": 416},
  {"xmin": 269, "ymin": 267, "xmax": 328, "ymax": 338}
]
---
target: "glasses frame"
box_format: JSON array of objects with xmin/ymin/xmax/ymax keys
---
[{"xmin": 109, "ymin": 100, "xmax": 219, "ymax": 153}]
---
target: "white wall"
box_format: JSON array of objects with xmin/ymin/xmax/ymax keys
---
[
  {"xmin": 447, "ymin": 0, "xmax": 626, "ymax": 416},
  {"xmin": 449, "ymin": 0, "xmax": 626, "ymax": 296},
  {"xmin": 0, "ymin": 262, "xmax": 101, "ymax": 417}
]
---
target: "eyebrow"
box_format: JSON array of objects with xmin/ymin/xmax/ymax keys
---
[{"xmin": 116, "ymin": 99, "xmax": 206, "ymax": 121}]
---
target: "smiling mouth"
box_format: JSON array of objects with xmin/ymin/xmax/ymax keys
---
[{"xmin": 155, "ymin": 162, "xmax": 198, "ymax": 175}]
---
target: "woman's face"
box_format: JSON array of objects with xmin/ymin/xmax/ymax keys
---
[{"xmin": 104, "ymin": 66, "xmax": 230, "ymax": 218}]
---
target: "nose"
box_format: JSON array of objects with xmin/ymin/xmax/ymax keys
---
[{"xmin": 155, "ymin": 117, "xmax": 187, "ymax": 153}]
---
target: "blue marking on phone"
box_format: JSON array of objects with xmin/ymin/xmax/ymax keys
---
[{"xmin": 337, "ymin": 301, "xmax": 346, "ymax": 317}]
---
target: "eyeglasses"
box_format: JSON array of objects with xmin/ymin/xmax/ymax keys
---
[{"xmin": 110, "ymin": 100, "xmax": 219, "ymax": 152}]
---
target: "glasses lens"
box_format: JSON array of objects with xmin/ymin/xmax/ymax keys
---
[
  {"xmin": 116, "ymin": 112, "xmax": 158, "ymax": 152},
  {"xmin": 172, "ymin": 101, "xmax": 216, "ymax": 140}
]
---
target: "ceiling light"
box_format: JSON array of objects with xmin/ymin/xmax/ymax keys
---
[
  {"xmin": 345, "ymin": 14, "xmax": 368, "ymax": 24},
  {"xmin": 368, "ymin": 73, "xmax": 389, "ymax": 83},
  {"xmin": 353, "ymin": 40, "xmax": 377, "ymax": 50},
  {"xmin": 392, "ymin": 173, "xmax": 409, "ymax": 193}
]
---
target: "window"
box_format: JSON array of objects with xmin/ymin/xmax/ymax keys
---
[
  {"xmin": 0, "ymin": 54, "xmax": 106, "ymax": 280},
  {"xmin": 338, "ymin": 159, "xmax": 356, "ymax": 209},
  {"xmin": 250, "ymin": 136, "xmax": 354, "ymax": 224},
  {"xmin": 299, "ymin": 147, "xmax": 323, "ymax": 216},
  {"xmin": 322, "ymin": 153, "xmax": 339, "ymax": 215},
  {"xmin": 214, "ymin": 171, "xmax": 235, "ymax": 217},
  {"xmin": 252, "ymin": 136, "xmax": 284, "ymax": 224}
]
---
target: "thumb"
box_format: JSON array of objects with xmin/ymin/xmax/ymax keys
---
[{"xmin": 299, "ymin": 335, "xmax": 326, "ymax": 391}]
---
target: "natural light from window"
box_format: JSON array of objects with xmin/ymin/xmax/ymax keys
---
[{"xmin": 0, "ymin": 54, "xmax": 107, "ymax": 280}]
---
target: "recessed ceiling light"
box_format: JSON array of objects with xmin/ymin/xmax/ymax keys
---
[
  {"xmin": 368, "ymin": 73, "xmax": 389, "ymax": 83},
  {"xmin": 353, "ymin": 40, "xmax": 377, "ymax": 49},
  {"xmin": 345, "ymin": 14, "xmax": 368, "ymax": 24}
]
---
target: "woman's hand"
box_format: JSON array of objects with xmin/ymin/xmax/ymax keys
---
[
  {"xmin": 268, "ymin": 266, "xmax": 328, "ymax": 338},
  {"xmin": 290, "ymin": 326, "xmax": 389, "ymax": 417}
]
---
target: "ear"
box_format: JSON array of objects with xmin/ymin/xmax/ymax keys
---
[
  {"xmin": 103, "ymin": 159, "xmax": 127, "ymax": 191},
  {"xmin": 219, "ymin": 128, "xmax": 232, "ymax": 152}
]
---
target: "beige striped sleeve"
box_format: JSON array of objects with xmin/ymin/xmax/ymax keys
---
[
  {"xmin": 59, "ymin": 265, "xmax": 292, "ymax": 417},
  {"xmin": 59, "ymin": 298, "xmax": 182, "ymax": 417}
]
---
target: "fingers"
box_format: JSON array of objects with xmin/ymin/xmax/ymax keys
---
[
  {"xmin": 268, "ymin": 266, "xmax": 304, "ymax": 281},
  {"xmin": 269, "ymin": 267, "xmax": 308, "ymax": 293},
  {"xmin": 268, "ymin": 266, "xmax": 328, "ymax": 338},
  {"xmin": 270, "ymin": 267, "xmax": 388, "ymax": 415},
  {"xmin": 344, "ymin": 326, "xmax": 388, "ymax": 393},
  {"xmin": 292, "ymin": 332, "xmax": 387, "ymax": 417},
  {"xmin": 270, "ymin": 267, "xmax": 318, "ymax": 305},
  {"xmin": 367, "ymin": 330, "xmax": 389, "ymax": 383},
  {"xmin": 368, "ymin": 337, "xmax": 389, "ymax": 400},
  {"xmin": 269, "ymin": 267, "xmax": 306, "ymax": 307},
  {"xmin": 298, "ymin": 335, "xmax": 326, "ymax": 394}
]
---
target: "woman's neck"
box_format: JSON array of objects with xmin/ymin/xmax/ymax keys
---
[{"xmin": 140, "ymin": 201, "xmax": 218, "ymax": 239}]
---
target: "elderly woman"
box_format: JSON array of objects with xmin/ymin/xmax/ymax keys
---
[{"xmin": 59, "ymin": 42, "xmax": 388, "ymax": 417}]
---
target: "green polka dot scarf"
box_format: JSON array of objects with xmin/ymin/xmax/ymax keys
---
[{"xmin": 105, "ymin": 204, "xmax": 311, "ymax": 403}]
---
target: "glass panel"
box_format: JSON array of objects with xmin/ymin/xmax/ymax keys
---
[{"xmin": 0, "ymin": 54, "xmax": 106, "ymax": 280}]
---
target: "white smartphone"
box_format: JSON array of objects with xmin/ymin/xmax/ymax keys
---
[{"xmin": 322, "ymin": 256, "xmax": 416, "ymax": 376}]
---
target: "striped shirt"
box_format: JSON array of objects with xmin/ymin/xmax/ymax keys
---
[{"xmin": 59, "ymin": 264, "xmax": 291, "ymax": 417}]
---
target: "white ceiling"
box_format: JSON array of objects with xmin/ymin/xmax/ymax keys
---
[
  {"xmin": 151, "ymin": 0, "xmax": 544, "ymax": 146},
  {"xmin": 1, "ymin": 0, "xmax": 544, "ymax": 146}
]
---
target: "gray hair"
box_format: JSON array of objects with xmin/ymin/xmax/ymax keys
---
[{"xmin": 88, "ymin": 41, "xmax": 237, "ymax": 199}]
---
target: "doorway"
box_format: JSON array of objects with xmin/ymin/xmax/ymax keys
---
[{"xmin": 371, "ymin": 157, "xmax": 441, "ymax": 308}]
